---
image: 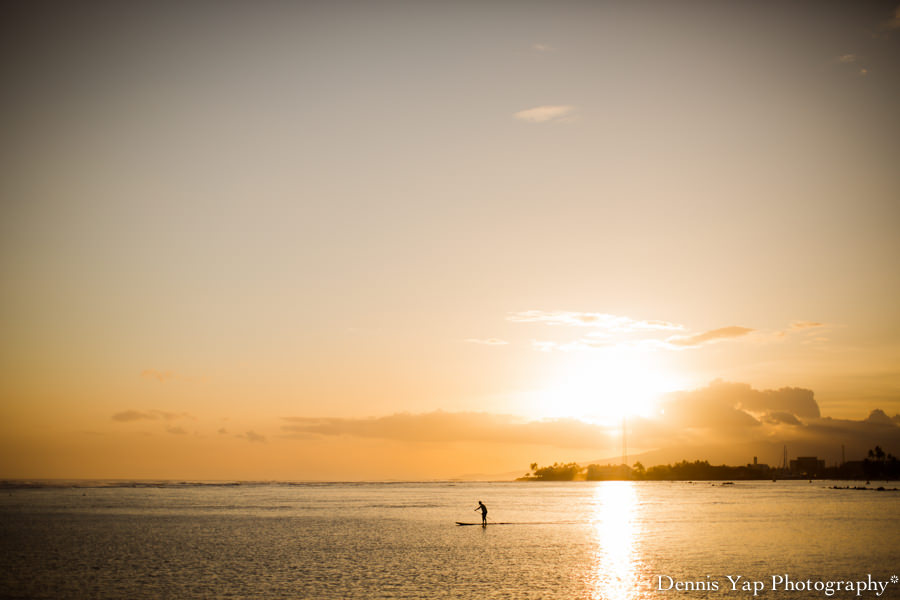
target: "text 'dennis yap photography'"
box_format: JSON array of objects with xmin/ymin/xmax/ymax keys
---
[{"xmin": 1, "ymin": 1, "xmax": 898, "ymax": 598}]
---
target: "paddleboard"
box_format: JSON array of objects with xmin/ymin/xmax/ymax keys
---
[{"xmin": 455, "ymin": 521, "xmax": 578, "ymax": 526}]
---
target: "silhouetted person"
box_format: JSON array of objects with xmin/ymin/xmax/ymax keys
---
[{"xmin": 475, "ymin": 501, "xmax": 487, "ymax": 525}]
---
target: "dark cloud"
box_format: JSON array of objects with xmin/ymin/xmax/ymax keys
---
[
  {"xmin": 656, "ymin": 381, "xmax": 821, "ymax": 436},
  {"xmin": 112, "ymin": 410, "xmax": 154, "ymax": 422},
  {"xmin": 111, "ymin": 409, "xmax": 193, "ymax": 422},
  {"xmin": 242, "ymin": 431, "xmax": 266, "ymax": 443},
  {"xmin": 735, "ymin": 384, "xmax": 820, "ymax": 419},
  {"xmin": 646, "ymin": 383, "xmax": 899, "ymax": 465},
  {"xmin": 866, "ymin": 409, "xmax": 895, "ymax": 425},
  {"xmin": 661, "ymin": 381, "xmax": 765, "ymax": 430}
]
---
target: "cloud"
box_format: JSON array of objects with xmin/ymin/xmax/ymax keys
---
[
  {"xmin": 465, "ymin": 338, "xmax": 509, "ymax": 345},
  {"xmin": 282, "ymin": 411, "xmax": 613, "ymax": 449},
  {"xmin": 111, "ymin": 409, "xmax": 193, "ymax": 422},
  {"xmin": 532, "ymin": 340, "xmax": 562, "ymax": 352},
  {"xmin": 790, "ymin": 321, "xmax": 824, "ymax": 330},
  {"xmin": 737, "ymin": 385, "xmax": 821, "ymax": 419},
  {"xmin": 665, "ymin": 381, "xmax": 819, "ymax": 422},
  {"xmin": 660, "ymin": 382, "xmax": 765, "ymax": 431},
  {"xmin": 761, "ymin": 412, "xmax": 803, "ymax": 426},
  {"xmin": 776, "ymin": 320, "xmax": 830, "ymax": 343},
  {"xmin": 508, "ymin": 311, "xmax": 683, "ymax": 332},
  {"xmin": 508, "ymin": 311, "xmax": 761, "ymax": 353},
  {"xmin": 112, "ymin": 410, "xmax": 154, "ymax": 422},
  {"xmin": 866, "ymin": 409, "xmax": 895, "ymax": 425},
  {"xmin": 636, "ymin": 381, "xmax": 898, "ymax": 464},
  {"xmin": 666, "ymin": 326, "xmax": 753, "ymax": 347},
  {"xmin": 833, "ymin": 54, "xmax": 869, "ymax": 76},
  {"xmin": 533, "ymin": 43, "xmax": 555, "ymax": 52},
  {"xmin": 141, "ymin": 369, "xmax": 176, "ymax": 383},
  {"xmin": 530, "ymin": 338, "xmax": 619, "ymax": 352},
  {"xmin": 242, "ymin": 430, "xmax": 266, "ymax": 443},
  {"xmin": 276, "ymin": 382, "xmax": 899, "ymax": 470},
  {"xmin": 632, "ymin": 381, "xmax": 825, "ymax": 449},
  {"xmin": 166, "ymin": 426, "xmax": 187, "ymax": 435},
  {"xmin": 513, "ymin": 105, "xmax": 575, "ymax": 123},
  {"xmin": 507, "ymin": 311, "xmax": 813, "ymax": 354}
]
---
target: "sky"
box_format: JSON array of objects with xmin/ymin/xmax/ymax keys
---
[{"xmin": 1, "ymin": 0, "xmax": 899, "ymax": 480}]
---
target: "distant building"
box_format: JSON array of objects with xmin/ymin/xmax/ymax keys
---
[
  {"xmin": 747, "ymin": 456, "xmax": 769, "ymax": 470},
  {"xmin": 790, "ymin": 456, "xmax": 825, "ymax": 475}
]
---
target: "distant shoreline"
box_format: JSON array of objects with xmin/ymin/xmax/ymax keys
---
[
  {"xmin": 520, "ymin": 453, "xmax": 899, "ymax": 482},
  {"xmin": 2, "ymin": 477, "xmax": 898, "ymax": 490}
]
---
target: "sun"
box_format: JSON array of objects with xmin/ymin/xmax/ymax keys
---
[{"xmin": 533, "ymin": 347, "xmax": 682, "ymax": 424}]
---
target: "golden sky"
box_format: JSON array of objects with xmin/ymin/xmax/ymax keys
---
[{"xmin": 1, "ymin": 1, "xmax": 899, "ymax": 480}]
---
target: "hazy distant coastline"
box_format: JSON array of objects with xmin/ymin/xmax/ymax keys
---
[{"xmin": 520, "ymin": 447, "xmax": 899, "ymax": 482}]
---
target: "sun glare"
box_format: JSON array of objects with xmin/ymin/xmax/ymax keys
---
[
  {"xmin": 588, "ymin": 482, "xmax": 642, "ymax": 600},
  {"xmin": 534, "ymin": 349, "xmax": 682, "ymax": 424}
]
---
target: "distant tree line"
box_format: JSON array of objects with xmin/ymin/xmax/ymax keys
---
[
  {"xmin": 518, "ymin": 460, "xmax": 770, "ymax": 481},
  {"xmin": 519, "ymin": 446, "xmax": 899, "ymax": 481},
  {"xmin": 862, "ymin": 446, "xmax": 899, "ymax": 480}
]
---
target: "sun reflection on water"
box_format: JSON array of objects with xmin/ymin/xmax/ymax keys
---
[{"xmin": 587, "ymin": 482, "xmax": 645, "ymax": 600}]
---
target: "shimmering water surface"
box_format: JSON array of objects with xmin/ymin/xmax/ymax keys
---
[{"xmin": 1, "ymin": 481, "xmax": 898, "ymax": 599}]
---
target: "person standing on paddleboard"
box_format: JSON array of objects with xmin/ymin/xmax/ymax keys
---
[{"xmin": 475, "ymin": 501, "xmax": 487, "ymax": 525}]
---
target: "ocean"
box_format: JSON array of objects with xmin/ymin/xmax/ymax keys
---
[{"xmin": 1, "ymin": 480, "xmax": 898, "ymax": 599}]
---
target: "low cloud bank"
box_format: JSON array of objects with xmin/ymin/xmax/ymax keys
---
[
  {"xmin": 281, "ymin": 381, "xmax": 899, "ymax": 465},
  {"xmin": 282, "ymin": 412, "xmax": 610, "ymax": 449}
]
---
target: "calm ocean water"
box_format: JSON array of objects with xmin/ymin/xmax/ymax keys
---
[{"xmin": 1, "ymin": 480, "xmax": 898, "ymax": 599}]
